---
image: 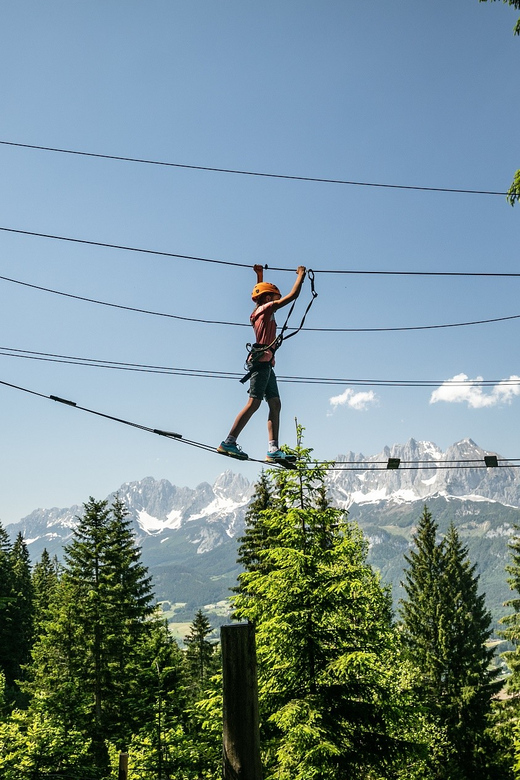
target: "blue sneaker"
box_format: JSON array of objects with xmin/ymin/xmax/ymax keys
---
[
  {"xmin": 265, "ymin": 449, "xmax": 295, "ymax": 463},
  {"xmin": 218, "ymin": 441, "xmax": 248, "ymax": 461}
]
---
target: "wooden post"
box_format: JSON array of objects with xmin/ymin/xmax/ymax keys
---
[
  {"xmin": 221, "ymin": 623, "xmax": 262, "ymax": 780},
  {"xmin": 118, "ymin": 752, "xmax": 129, "ymax": 780}
]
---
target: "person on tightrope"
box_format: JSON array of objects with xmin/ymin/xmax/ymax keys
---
[{"xmin": 218, "ymin": 264, "xmax": 307, "ymax": 464}]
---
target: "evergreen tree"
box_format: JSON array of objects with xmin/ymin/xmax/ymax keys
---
[
  {"xmin": 0, "ymin": 671, "xmax": 6, "ymax": 720},
  {"xmin": 496, "ymin": 518, "xmax": 520, "ymax": 777},
  {"xmin": 31, "ymin": 548, "xmax": 60, "ymax": 634},
  {"xmin": 24, "ymin": 496, "xmax": 182, "ymax": 778},
  {"xmin": 233, "ymin": 430, "xmax": 418, "ymax": 779},
  {"xmin": 128, "ymin": 664, "xmax": 222, "ymax": 780},
  {"xmin": 500, "ymin": 518, "xmax": 520, "ymax": 690},
  {"xmin": 0, "ymin": 530, "xmax": 34, "ymax": 707},
  {"xmin": 400, "ymin": 506, "xmax": 445, "ymax": 701},
  {"xmin": 441, "ymin": 524, "xmax": 501, "ymax": 774},
  {"xmin": 235, "ymin": 470, "xmax": 276, "ymax": 575},
  {"xmin": 8, "ymin": 533, "xmax": 34, "ymax": 704},
  {"xmin": 124, "ymin": 614, "xmax": 191, "ymax": 780},
  {"xmin": 400, "ymin": 509, "xmax": 501, "ymax": 778},
  {"xmin": 184, "ymin": 609, "xmax": 216, "ymax": 687},
  {"xmin": 0, "ymin": 524, "xmax": 13, "ymax": 691},
  {"xmin": 0, "ymin": 707, "xmax": 103, "ymax": 780}
]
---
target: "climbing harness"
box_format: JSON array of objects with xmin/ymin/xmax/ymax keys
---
[{"xmin": 240, "ymin": 269, "xmax": 317, "ymax": 384}]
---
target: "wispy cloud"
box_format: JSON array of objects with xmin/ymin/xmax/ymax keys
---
[
  {"xmin": 430, "ymin": 373, "xmax": 520, "ymax": 408},
  {"xmin": 329, "ymin": 388, "xmax": 378, "ymax": 412}
]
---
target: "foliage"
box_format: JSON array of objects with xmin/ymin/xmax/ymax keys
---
[
  {"xmin": 127, "ymin": 670, "xmax": 222, "ymax": 780},
  {"xmin": 479, "ymin": 0, "xmax": 520, "ymax": 204},
  {"xmin": 0, "ymin": 708, "xmax": 117, "ymax": 779},
  {"xmin": 486, "ymin": 699, "xmax": 516, "ymax": 780},
  {"xmin": 233, "ymin": 429, "xmax": 422, "ymax": 779},
  {"xmin": 0, "ymin": 671, "xmax": 7, "ymax": 722},
  {"xmin": 0, "ymin": 527, "xmax": 34, "ymax": 709},
  {"xmin": 31, "ymin": 548, "xmax": 60, "ymax": 634},
  {"xmin": 1, "ymin": 464, "xmax": 518, "ymax": 777},
  {"xmin": 235, "ymin": 470, "xmax": 276, "ymax": 577},
  {"xmin": 22, "ymin": 496, "xmax": 185, "ymax": 778},
  {"xmin": 498, "ymin": 519, "xmax": 520, "ymax": 779},
  {"xmin": 184, "ymin": 609, "xmax": 218, "ymax": 690},
  {"xmin": 400, "ymin": 508, "xmax": 502, "ymax": 778},
  {"xmin": 501, "ymin": 520, "xmax": 520, "ymax": 688},
  {"xmin": 479, "ymin": 0, "xmax": 520, "ymax": 35},
  {"xmin": 508, "ymin": 168, "xmax": 520, "ymax": 206},
  {"xmin": 0, "ymin": 495, "xmax": 226, "ymax": 779}
]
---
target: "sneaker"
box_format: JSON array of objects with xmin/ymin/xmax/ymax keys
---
[
  {"xmin": 266, "ymin": 449, "xmax": 294, "ymax": 463},
  {"xmin": 217, "ymin": 441, "xmax": 248, "ymax": 461}
]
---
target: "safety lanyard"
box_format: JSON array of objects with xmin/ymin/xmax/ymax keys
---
[{"xmin": 273, "ymin": 269, "xmax": 317, "ymax": 353}]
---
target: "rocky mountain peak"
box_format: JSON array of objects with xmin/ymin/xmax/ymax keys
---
[
  {"xmin": 6, "ymin": 439, "xmax": 520, "ymax": 561},
  {"xmin": 212, "ymin": 470, "xmax": 252, "ymax": 501}
]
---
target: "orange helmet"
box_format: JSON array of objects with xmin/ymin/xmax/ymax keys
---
[{"xmin": 251, "ymin": 282, "xmax": 281, "ymax": 301}]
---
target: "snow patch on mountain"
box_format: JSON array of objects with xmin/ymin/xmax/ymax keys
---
[
  {"xmin": 328, "ymin": 438, "xmax": 520, "ymax": 508},
  {"xmin": 137, "ymin": 510, "xmax": 183, "ymax": 535},
  {"xmin": 187, "ymin": 495, "xmax": 245, "ymax": 523},
  {"xmin": 485, "ymin": 525, "xmax": 515, "ymax": 538}
]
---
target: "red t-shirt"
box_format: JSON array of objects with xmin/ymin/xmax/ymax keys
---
[{"xmin": 250, "ymin": 301, "xmax": 277, "ymax": 363}]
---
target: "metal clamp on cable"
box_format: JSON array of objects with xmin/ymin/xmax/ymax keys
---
[{"xmin": 50, "ymin": 395, "xmax": 77, "ymax": 407}]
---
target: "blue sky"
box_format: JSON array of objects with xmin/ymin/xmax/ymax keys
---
[{"xmin": 0, "ymin": 0, "xmax": 519, "ymax": 524}]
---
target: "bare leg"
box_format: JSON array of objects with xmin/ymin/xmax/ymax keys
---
[
  {"xmin": 267, "ymin": 396, "xmax": 281, "ymax": 444},
  {"xmin": 228, "ymin": 397, "xmax": 262, "ymax": 440}
]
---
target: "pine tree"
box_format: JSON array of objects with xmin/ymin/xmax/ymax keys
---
[
  {"xmin": 25, "ymin": 496, "xmax": 182, "ymax": 778},
  {"xmin": 500, "ymin": 519, "xmax": 520, "ymax": 690},
  {"xmin": 442, "ymin": 524, "xmax": 501, "ymax": 774},
  {"xmin": 0, "ymin": 671, "xmax": 6, "ymax": 719},
  {"xmin": 0, "ymin": 524, "xmax": 13, "ymax": 692},
  {"xmin": 233, "ymin": 429, "xmax": 417, "ymax": 779},
  {"xmin": 400, "ymin": 510, "xmax": 501, "ymax": 778},
  {"xmin": 31, "ymin": 548, "xmax": 60, "ymax": 634},
  {"xmin": 7, "ymin": 533, "xmax": 34, "ymax": 704},
  {"xmin": 184, "ymin": 609, "xmax": 216, "ymax": 687},
  {"xmin": 400, "ymin": 506, "xmax": 445, "ymax": 700},
  {"xmin": 497, "ymin": 519, "xmax": 520, "ymax": 777},
  {"xmin": 236, "ymin": 470, "xmax": 275, "ymax": 574},
  {"xmin": 0, "ymin": 530, "xmax": 34, "ymax": 706}
]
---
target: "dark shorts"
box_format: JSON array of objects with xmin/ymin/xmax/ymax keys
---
[{"xmin": 248, "ymin": 362, "xmax": 280, "ymax": 401}]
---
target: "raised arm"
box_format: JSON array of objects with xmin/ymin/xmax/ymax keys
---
[
  {"xmin": 253, "ymin": 264, "xmax": 264, "ymax": 283},
  {"xmin": 273, "ymin": 266, "xmax": 306, "ymax": 310}
]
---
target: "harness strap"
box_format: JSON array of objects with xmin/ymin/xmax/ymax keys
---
[{"xmin": 274, "ymin": 269, "xmax": 317, "ymax": 351}]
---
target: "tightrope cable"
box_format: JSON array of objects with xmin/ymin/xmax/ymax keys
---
[{"xmin": 0, "ymin": 377, "xmax": 518, "ymax": 470}]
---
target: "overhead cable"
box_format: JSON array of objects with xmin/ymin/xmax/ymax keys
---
[
  {"xmin": 0, "ymin": 273, "xmax": 247, "ymax": 327},
  {"xmin": 1, "ymin": 272, "xmax": 520, "ymax": 332},
  {"xmin": 0, "ymin": 226, "xmax": 247, "ymax": 269},
  {"xmin": 0, "ymin": 376, "xmax": 517, "ymax": 471},
  {"xmin": 1, "ymin": 345, "xmax": 519, "ymax": 388},
  {"xmin": 2, "ymin": 225, "xmax": 520, "ymax": 278},
  {"xmin": 0, "ymin": 139, "xmax": 508, "ymax": 196}
]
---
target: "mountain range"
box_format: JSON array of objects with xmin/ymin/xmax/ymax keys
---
[{"xmin": 5, "ymin": 438, "xmax": 520, "ymax": 633}]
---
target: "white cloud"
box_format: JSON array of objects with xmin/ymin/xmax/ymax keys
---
[
  {"xmin": 329, "ymin": 388, "xmax": 378, "ymax": 412},
  {"xmin": 430, "ymin": 373, "xmax": 520, "ymax": 409}
]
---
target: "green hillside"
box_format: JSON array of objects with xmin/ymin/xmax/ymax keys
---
[
  {"xmin": 143, "ymin": 495, "xmax": 520, "ymax": 636},
  {"xmin": 350, "ymin": 496, "xmax": 520, "ymax": 628}
]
